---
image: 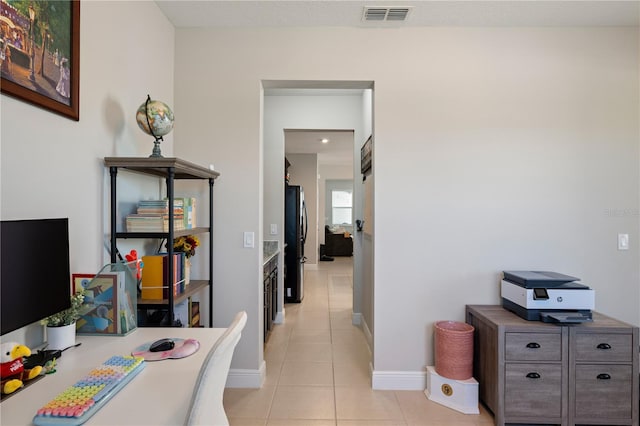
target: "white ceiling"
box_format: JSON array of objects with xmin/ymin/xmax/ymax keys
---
[
  {"xmin": 155, "ymin": 1, "xmax": 639, "ymax": 28},
  {"xmin": 285, "ymin": 129, "xmax": 355, "ymax": 166}
]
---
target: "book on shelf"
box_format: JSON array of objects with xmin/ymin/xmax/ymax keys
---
[
  {"xmin": 126, "ymin": 214, "xmax": 185, "ymax": 232},
  {"xmin": 138, "ymin": 199, "xmax": 183, "ymax": 213},
  {"xmin": 125, "ymin": 198, "xmax": 196, "ymax": 232},
  {"xmin": 189, "ymin": 301, "xmax": 201, "ymax": 327},
  {"xmin": 169, "ymin": 197, "xmax": 197, "ymax": 229},
  {"xmin": 191, "ymin": 313, "xmax": 201, "ymax": 327},
  {"xmin": 186, "ymin": 197, "xmax": 197, "ymax": 229},
  {"xmin": 163, "ymin": 252, "xmax": 185, "ymax": 295}
]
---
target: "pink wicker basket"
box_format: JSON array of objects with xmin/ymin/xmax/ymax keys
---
[{"xmin": 434, "ymin": 320, "xmax": 475, "ymax": 380}]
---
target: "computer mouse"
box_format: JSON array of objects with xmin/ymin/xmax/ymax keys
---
[{"xmin": 149, "ymin": 338, "xmax": 175, "ymax": 352}]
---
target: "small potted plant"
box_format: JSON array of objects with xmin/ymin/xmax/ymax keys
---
[{"xmin": 41, "ymin": 291, "xmax": 85, "ymax": 350}]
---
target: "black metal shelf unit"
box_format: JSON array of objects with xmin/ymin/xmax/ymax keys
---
[{"xmin": 104, "ymin": 157, "xmax": 220, "ymax": 327}]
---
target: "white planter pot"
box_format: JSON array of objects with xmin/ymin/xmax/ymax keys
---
[{"xmin": 46, "ymin": 323, "xmax": 76, "ymax": 350}]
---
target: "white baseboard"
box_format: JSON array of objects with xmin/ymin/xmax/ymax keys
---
[
  {"xmin": 371, "ymin": 369, "xmax": 427, "ymax": 390},
  {"xmin": 226, "ymin": 361, "xmax": 265, "ymax": 388},
  {"xmin": 274, "ymin": 310, "xmax": 284, "ymax": 324},
  {"xmin": 361, "ymin": 316, "xmax": 373, "ymax": 352},
  {"xmin": 358, "ymin": 317, "xmax": 424, "ymax": 390}
]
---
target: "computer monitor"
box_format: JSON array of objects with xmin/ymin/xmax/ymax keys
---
[{"xmin": 1, "ymin": 218, "xmax": 71, "ymax": 336}]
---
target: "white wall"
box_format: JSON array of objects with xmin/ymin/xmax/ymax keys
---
[
  {"xmin": 372, "ymin": 27, "xmax": 640, "ymax": 386},
  {"xmin": 175, "ymin": 26, "xmax": 639, "ymax": 389},
  {"xmin": 356, "ymin": 89, "xmax": 373, "ymax": 330},
  {"xmin": 1, "ymin": 1, "xmax": 174, "ymax": 348},
  {"xmin": 320, "ymin": 164, "xmax": 354, "ymax": 180}
]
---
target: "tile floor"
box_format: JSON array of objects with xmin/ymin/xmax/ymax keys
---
[{"xmin": 223, "ymin": 257, "xmax": 495, "ymax": 426}]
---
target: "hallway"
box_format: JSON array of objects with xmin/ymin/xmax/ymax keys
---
[{"xmin": 223, "ymin": 257, "xmax": 494, "ymax": 425}]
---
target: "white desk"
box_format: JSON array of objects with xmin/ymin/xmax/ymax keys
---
[{"xmin": 0, "ymin": 327, "xmax": 226, "ymax": 426}]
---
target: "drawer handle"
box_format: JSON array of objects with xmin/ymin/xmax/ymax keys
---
[
  {"xmin": 526, "ymin": 372, "xmax": 541, "ymax": 379},
  {"xmin": 597, "ymin": 373, "xmax": 611, "ymax": 380},
  {"xmin": 526, "ymin": 342, "xmax": 541, "ymax": 349},
  {"xmin": 596, "ymin": 343, "xmax": 612, "ymax": 350}
]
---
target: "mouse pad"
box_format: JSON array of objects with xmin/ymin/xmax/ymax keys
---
[{"xmin": 132, "ymin": 338, "xmax": 200, "ymax": 361}]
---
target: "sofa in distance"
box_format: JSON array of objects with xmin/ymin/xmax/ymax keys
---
[{"xmin": 324, "ymin": 225, "xmax": 353, "ymax": 256}]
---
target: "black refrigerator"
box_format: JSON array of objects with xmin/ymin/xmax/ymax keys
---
[{"xmin": 284, "ymin": 184, "xmax": 307, "ymax": 303}]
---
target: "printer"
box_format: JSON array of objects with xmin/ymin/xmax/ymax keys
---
[{"xmin": 501, "ymin": 271, "xmax": 594, "ymax": 323}]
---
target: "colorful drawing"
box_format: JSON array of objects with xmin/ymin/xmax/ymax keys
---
[{"xmin": 73, "ymin": 273, "xmax": 118, "ymax": 334}]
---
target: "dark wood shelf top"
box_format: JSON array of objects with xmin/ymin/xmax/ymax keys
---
[
  {"xmin": 466, "ymin": 304, "xmax": 637, "ymax": 331},
  {"xmin": 137, "ymin": 279, "xmax": 209, "ymax": 306},
  {"xmin": 104, "ymin": 157, "xmax": 220, "ymax": 180}
]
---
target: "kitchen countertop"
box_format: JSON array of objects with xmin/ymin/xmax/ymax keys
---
[{"xmin": 264, "ymin": 240, "xmax": 280, "ymax": 266}]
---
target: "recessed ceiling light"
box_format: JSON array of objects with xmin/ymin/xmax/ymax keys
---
[{"xmin": 321, "ymin": 138, "xmax": 330, "ymax": 144}]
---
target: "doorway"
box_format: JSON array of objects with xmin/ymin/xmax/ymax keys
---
[
  {"xmin": 262, "ymin": 82, "xmax": 373, "ymax": 352},
  {"xmin": 285, "ymin": 129, "xmax": 355, "ymax": 266}
]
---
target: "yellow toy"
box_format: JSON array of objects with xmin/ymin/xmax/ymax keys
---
[{"xmin": 1, "ymin": 342, "xmax": 42, "ymax": 394}]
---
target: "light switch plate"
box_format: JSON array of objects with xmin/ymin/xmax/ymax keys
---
[
  {"xmin": 244, "ymin": 231, "xmax": 255, "ymax": 248},
  {"xmin": 270, "ymin": 224, "xmax": 277, "ymax": 235},
  {"xmin": 618, "ymin": 233, "xmax": 629, "ymax": 250}
]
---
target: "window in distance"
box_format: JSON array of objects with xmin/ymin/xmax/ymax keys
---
[{"xmin": 331, "ymin": 189, "xmax": 352, "ymax": 226}]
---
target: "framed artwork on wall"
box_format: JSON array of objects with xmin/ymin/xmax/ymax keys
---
[
  {"xmin": 361, "ymin": 135, "xmax": 372, "ymax": 177},
  {"xmin": 0, "ymin": 0, "xmax": 80, "ymax": 120}
]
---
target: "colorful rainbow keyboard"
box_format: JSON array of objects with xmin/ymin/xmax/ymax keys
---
[{"xmin": 33, "ymin": 355, "xmax": 145, "ymax": 426}]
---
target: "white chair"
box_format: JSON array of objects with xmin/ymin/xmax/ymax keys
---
[{"xmin": 185, "ymin": 311, "xmax": 247, "ymax": 426}]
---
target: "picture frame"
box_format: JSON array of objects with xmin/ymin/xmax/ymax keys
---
[
  {"xmin": 0, "ymin": 0, "xmax": 80, "ymax": 121},
  {"xmin": 361, "ymin": 135, "xmax": 372, "ymax": 176},
  {"xmin": 73, "ymin": 272, "xmax": 118, "ymax": 335}
]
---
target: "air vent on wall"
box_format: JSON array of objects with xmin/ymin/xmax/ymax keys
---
[{"xmin": 363, "ymin": 6, "xmax": 411, "ymax": 22}]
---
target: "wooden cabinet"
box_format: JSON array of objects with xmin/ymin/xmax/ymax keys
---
[
  {"xmin": 466, "ymin": 305, "xmax": 638, "ymax": 426},
  {"xmin": 104, "ymin": 157, "xmax": 219, "ymax": 327},
  {"xmin": 569, "ymin": 323, "xmax": 638, "ymax": 425},
  {"xmin": 263, "ymin": 254, "xmax": 278, "ymax": 342}
]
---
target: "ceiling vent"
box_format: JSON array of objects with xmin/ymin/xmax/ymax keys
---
[{"xmin": 363, "ymin": 6, "xmax": 412, "ymax": 22}]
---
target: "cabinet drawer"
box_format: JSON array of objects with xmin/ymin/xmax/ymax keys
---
[
  {"xmin": 505, "ymin": 332, "xmax": 562, "ymax": 361},
  {"xmin": 574, "ymin": 364, "xmax": 633, "ymax": 419},
  {"xmin": 505, "ymin": 363, "xmax": 562, "ymax": 418},
  {"xmin": 574, "ymin": 333, "xmax": 632, "ymax": 362}
]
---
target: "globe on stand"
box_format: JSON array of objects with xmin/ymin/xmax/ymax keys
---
[{"xmin": 136, "ymin": 95, "xmax": 175, "ymax": 158}]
